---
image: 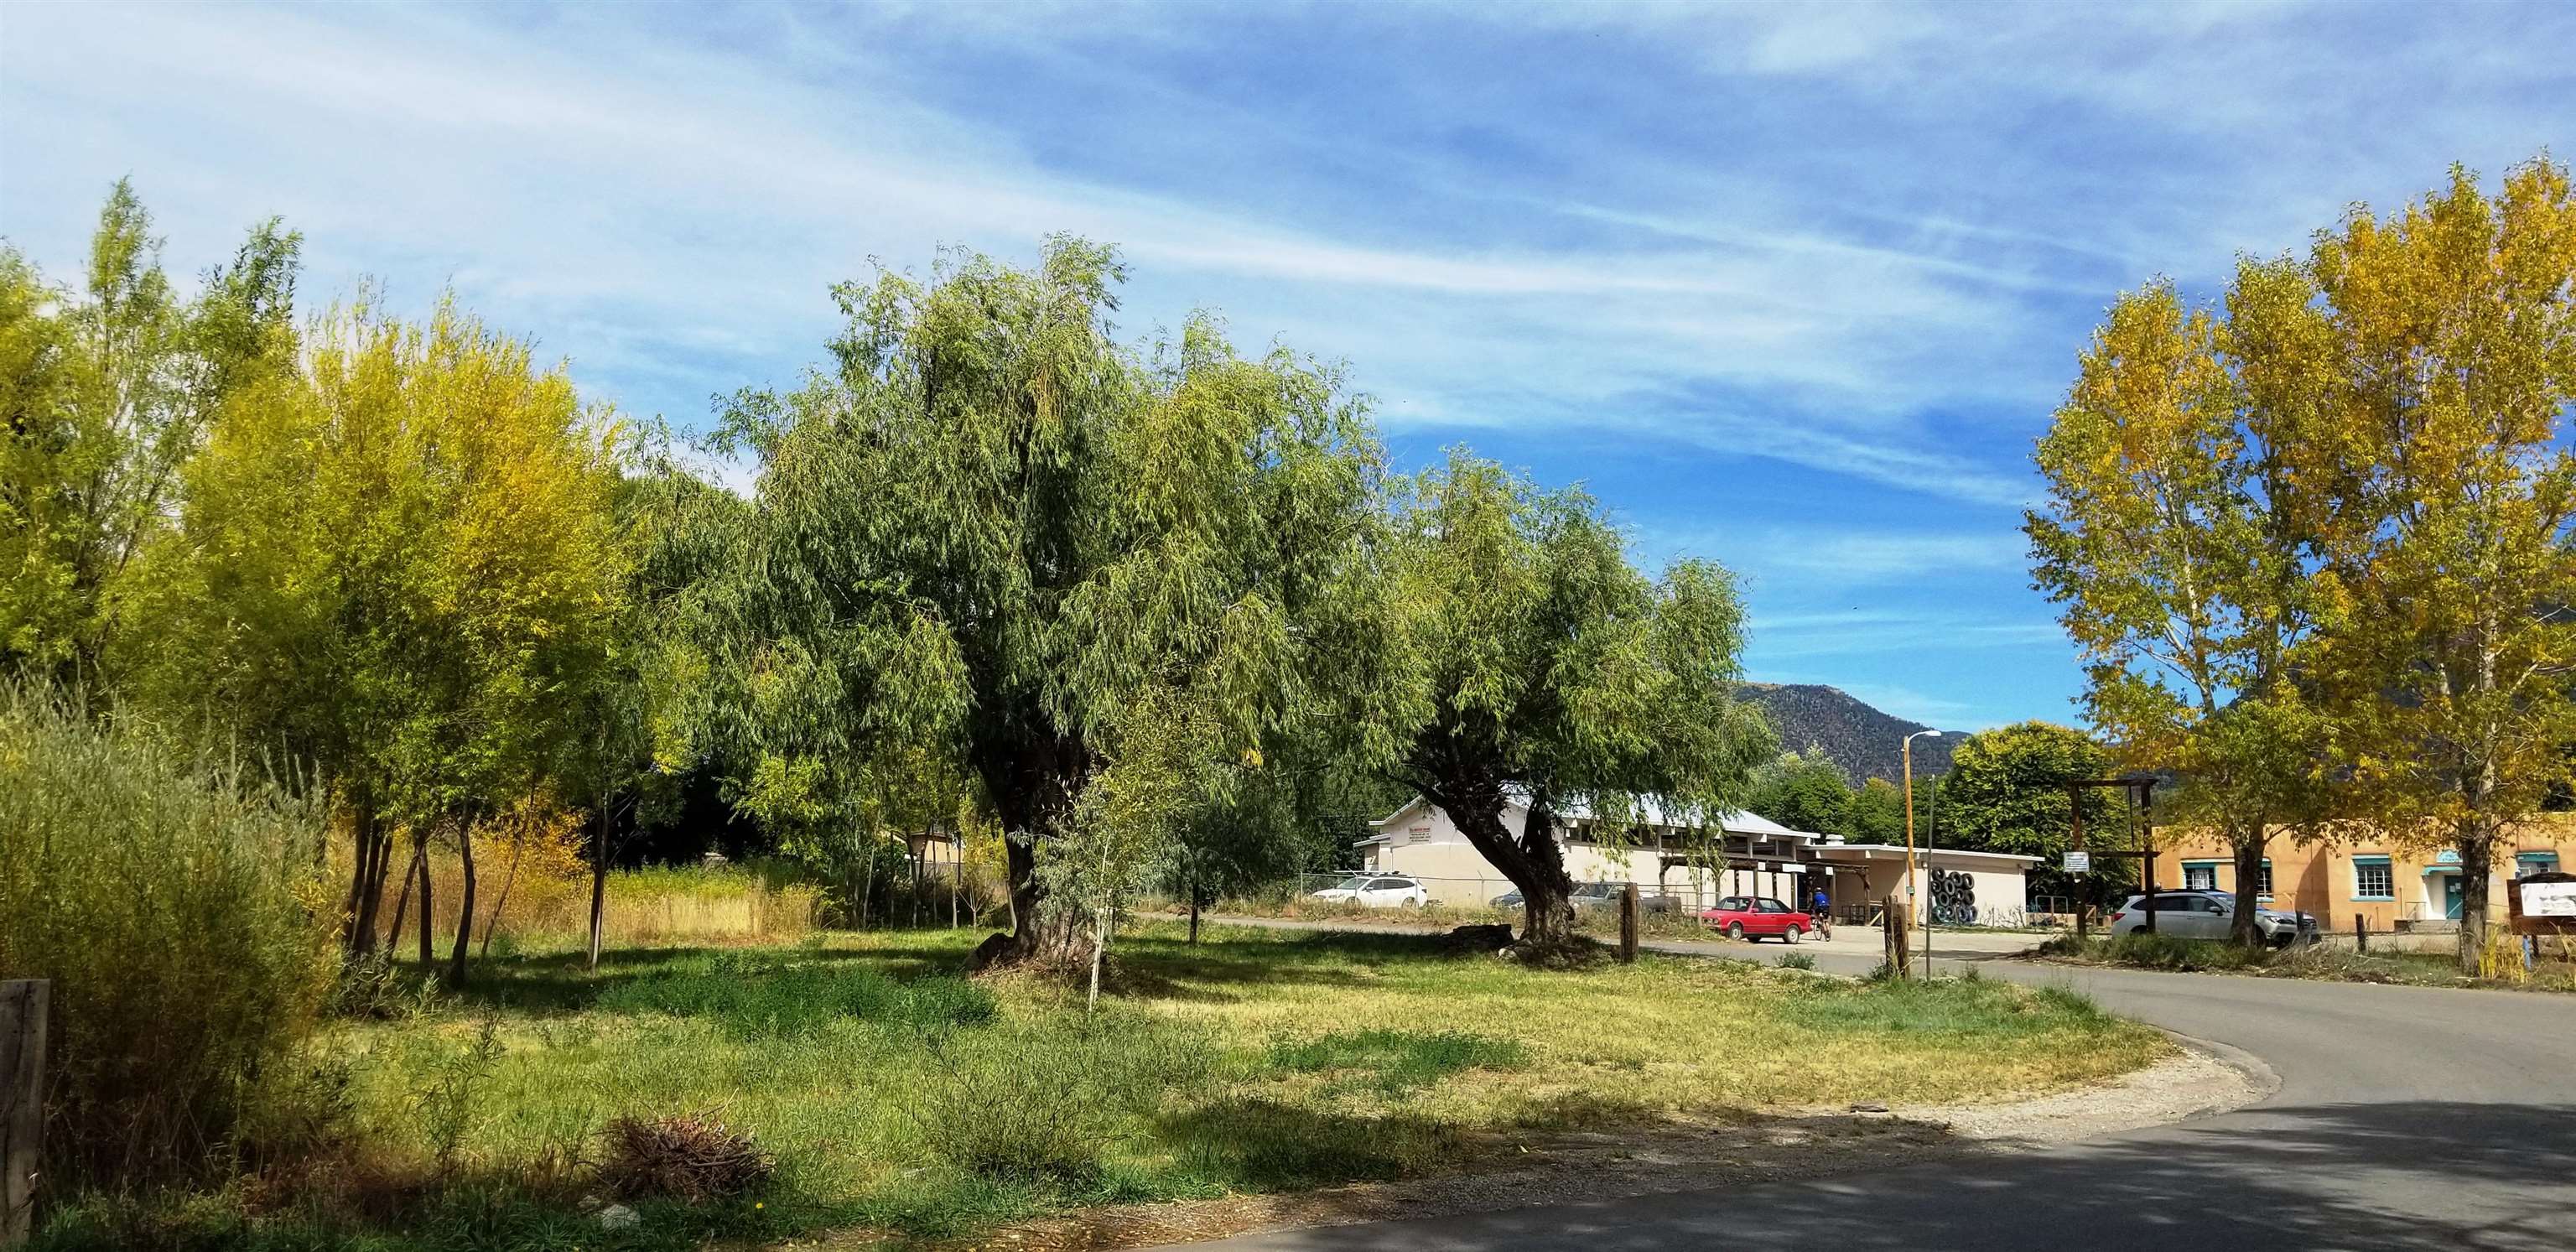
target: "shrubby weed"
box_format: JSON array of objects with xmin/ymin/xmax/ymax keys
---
[{"xmin": 0, "ymin": 679, "xmax": 342, "ymax": 1188}]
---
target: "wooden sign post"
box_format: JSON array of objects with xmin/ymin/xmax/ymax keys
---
[
  {"xmin": 2, "ymin": 979, "xmax": 45, "ymax": 1249},
  {"xmin": 1618, "ymin": 885, "xmax": 1640, "ymax": 964}
]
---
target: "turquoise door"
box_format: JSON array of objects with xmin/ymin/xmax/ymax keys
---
[{"xmin": 2444, "ymin": 875, "xmax": 2464, "ymax": 920}]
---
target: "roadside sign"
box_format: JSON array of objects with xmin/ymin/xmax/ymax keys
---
[
  {"xmin": 2063, "ymin": 851, "xmax": 2090, "ymax": 874},
  {"xmin": 2509, "ymin": 872, "xmax": 2576, "ymax": 936}
]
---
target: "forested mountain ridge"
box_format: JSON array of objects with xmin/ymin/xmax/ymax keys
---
[{"xmin": 1737, "ymin": 683, "xmax": 1962, "ymax": 783}]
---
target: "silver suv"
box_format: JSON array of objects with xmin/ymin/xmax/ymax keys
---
[{"xmin": 2109, "ymin": 890, "xmax": 2317, "ymax": 945}]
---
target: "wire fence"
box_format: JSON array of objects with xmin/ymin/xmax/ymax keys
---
[{"xmin": 1281, "ymin": 870, "xmax": 1830, "ymax": 916}]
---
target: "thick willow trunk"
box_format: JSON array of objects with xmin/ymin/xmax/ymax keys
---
[{"xmin": 1444, "ymin": 788, "xmax": 1576, "ymax": 949}]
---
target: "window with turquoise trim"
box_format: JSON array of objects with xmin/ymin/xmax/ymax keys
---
[
  {"xmin": 2518, "ymin": 852, "xmax": 2561, "ymax": 879},
  {"xmin": 2257, "ymin": 859, "xmax": 2274, "ymax": 898},
  {"xmin": 2183, "ymin": 862, "xmax": 2218, "ymax": 891},
  {"xmin": 2354, "ymin": 856, "xmax": 2394, "ymax": 901}
]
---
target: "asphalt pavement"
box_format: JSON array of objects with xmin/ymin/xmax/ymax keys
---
[{"xmin": 1187, "ymin": 918, "xmax": 2576, "ymax": 1252}]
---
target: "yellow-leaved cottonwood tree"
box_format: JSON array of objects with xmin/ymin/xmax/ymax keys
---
[
  {"xmin": 2035, "ymin": 156, "xmax": 2576, "ymax": 967},
  {"xmin": 122, "ymin": 297, "xmax": 631, "ymax": 983},
  {"xmin": 2292, "ymin": 158, "xmax": 2576, "ymax": 969}
]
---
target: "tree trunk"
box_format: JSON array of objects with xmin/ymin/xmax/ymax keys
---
[
  {"xmin": 1444, "ymin": 787, "xmax": 1576, "ymax": 948},
  {"xmin": 447, "ymin": 825, "xmax": 475, "ymax": 986},
  {"xmin": 2229, "ymin": 828, "xmax": 2270, "ymax": 948},
  {"xmin": 587, "ymin": 801, "xmax": 610, "ymax": 972},
  {"xmin": 384, "ymin": 845, "xmax": 423, "ymax": 955},
  {"xmin": 480, "ymin": 834, "xmax": 527, "ymax": 958},
  {"xmin": 1086, "ymin": 907, "xmax": 1109, "ymax": 1012},
  {"xmin": 859, "ymin": 843, "xmax": 876, "ymax": 929},
  {"xmin": 2456, "ymin": 832, "xmax": 2494, "ymax": 973},
  {"xmin": 414, "ymin": 831, "xmax": 435, "ymax": 966},
  {"xmin": 345, "ymin": 799, "xmax": 392, "ymax": 957}
]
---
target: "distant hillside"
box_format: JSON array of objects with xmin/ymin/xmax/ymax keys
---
[{"xmin": 1736, "ymin": 683, "xmax": 1962, "ymax": 783}]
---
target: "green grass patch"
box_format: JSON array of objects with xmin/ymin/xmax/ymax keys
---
[
  {"xmin": 1268, "ymin": 1028, "xmax": 1530, "ymax": 1096},
  {"xmin": 592, "ymin": 949, "xmax": 995, "ymax": 1037}
]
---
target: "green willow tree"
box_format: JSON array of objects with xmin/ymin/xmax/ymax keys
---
[
  {"xmin": 2290, "ymin": 158, "xmax": 2576, "ymax": 969},
  {"xmin": 1935, "ymin": 721, "xmax": 2126, "ymax": 907},
  {"xmin": 2030, "ymin": 277, "xmax": 2331, "ymax": 945},
  {"xmin": 704, "ymin": 239, "xmax": 1379, "ymax": 963},
  {"xmin": 1747, "ymin": 748, "xmax": 1858, "ymax": 838},
  {"xmin": 1339, "ymin": 450, "xmax": 1774, "ymax": 945},
  {"xmin": 1, "ymin": 182, "xmax": 299, "ymax": 678},
  {"xmin": 122, "ymin": 299, "xmax": 629, "ymax": 980}
]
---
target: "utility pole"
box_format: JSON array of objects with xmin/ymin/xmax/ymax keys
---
[{"xmin": 1902, "ymin": 730, "xmax": 1942, "ymax": 933}]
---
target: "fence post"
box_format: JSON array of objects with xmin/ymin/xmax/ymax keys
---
[
  {"xmin": 1883, "ymin": 897, "xmax": 1910, "ymax": 979},
  {"xmin": 3, "ymin": 979, "xmax": 46, "ymax": 1249},
  {"xmin": 2355, "ymin": 914, "xmax": 2367, "ymax": 953},
  {"xmin": 1618, "ymin": 885, "xmax": 1639, "ymax": 964}
]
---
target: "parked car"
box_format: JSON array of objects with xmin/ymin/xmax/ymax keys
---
[
  {"xmin": 2107, "ymin": 890, "xmax": 2317, "ymax": 945},
  {"xmin": 1307, "ymin": 873, "xmax": 1429, "ymax": 908},
  {"xmin": 1489, "ymin": 888, "xmax": 1524, "ymax": 908},
  {"xmin": 1698, "ymin": 896, "xmax": 1811, "ymax": 943},
  {"xmin": 1569, "ymin": 881, "xmax": 1683, "ymax": 914}
]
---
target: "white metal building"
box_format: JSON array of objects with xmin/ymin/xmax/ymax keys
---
[{"xmin": 1356, "ymin": 792, "xmax": 2038, "ymax": 926}]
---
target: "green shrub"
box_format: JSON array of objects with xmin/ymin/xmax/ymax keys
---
[
  {"xmin": 1778, "ymin": 951, "xmax": 1817, "ymax": 971},
  {"xmin": 905, "ymin": 1016, "xmax": 1206, "ymax": 1182},
  {"xmin": 0, "ymin": 681, "xmax": 340, "ymax": 1188}
]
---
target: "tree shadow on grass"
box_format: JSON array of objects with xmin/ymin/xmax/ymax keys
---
[{"xmin": 1156, "ymin": 1096, "xmax": 1478, "ymax": 1192}]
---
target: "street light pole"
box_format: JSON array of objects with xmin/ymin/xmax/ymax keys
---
[{"xmin": 1902, "ymin": 729, "xmax": 1942, "ymax": 937}]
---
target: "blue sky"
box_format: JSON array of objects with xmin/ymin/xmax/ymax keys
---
[{"xmin": 4, "ymin": 1, "xmax": 2570, "ymax": 730}]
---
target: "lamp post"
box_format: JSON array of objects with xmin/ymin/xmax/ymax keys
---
[{"xmin": 1902, "ymin": 730, "xmax": 1942, "ymax": 934}]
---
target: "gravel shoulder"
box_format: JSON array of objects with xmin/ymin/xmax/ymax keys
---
[{"xmin": 873, "ymin": 1037, "xmax": 2270, "ymax": 1252}]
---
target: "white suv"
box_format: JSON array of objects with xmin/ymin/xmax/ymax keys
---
[
  {"xmin": 2109, "ymin": 890, "xmax": 2316, "ymax": 945},
  {"xmin": 1308, "ymin": 874, "xmax": 1430, "ymax": 908}
]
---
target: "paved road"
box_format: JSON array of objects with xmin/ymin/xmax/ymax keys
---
[{"xmin": 1189, "ymin": 919, "xmax": 2576, "ymax": 1252}]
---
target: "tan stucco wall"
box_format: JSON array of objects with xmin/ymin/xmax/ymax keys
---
[{"xmin": 2160, "ymin": 816, "xmax": 2573, "ymax": 930}]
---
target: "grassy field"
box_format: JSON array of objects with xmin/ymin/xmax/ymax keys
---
[
  {"xmin": 51, "ymin": 922, "xmax": 2163, "ymax": 1250},
  {"xmin": 2036, "ymin": 932, "xmax": 2576, "ymax": 991}
]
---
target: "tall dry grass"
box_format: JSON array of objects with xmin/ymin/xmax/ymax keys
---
[
  {"xmin": 0, "ymin": 680, "xmax": 340, "ymax": 1187},
  {"xmin": 354, "ymin": 849, "xmax": 825, "ymax": 953}
]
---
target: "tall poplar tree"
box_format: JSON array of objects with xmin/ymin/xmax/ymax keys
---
[
  {"xmin": 2030, "ymin": 277, "xmax": 2331, "ymax": 944},
  {"xmin": 2290, "ymin": 158, "xmax": 2576, "ymax": 968}
]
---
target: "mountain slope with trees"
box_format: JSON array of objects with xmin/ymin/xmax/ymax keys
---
[{"xmin": 1736, "ymin": 683, "xmax": 1962, "ymax": 782}]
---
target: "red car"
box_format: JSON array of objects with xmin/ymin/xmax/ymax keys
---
[{"xmin": 1700, "ymin": 896, "xmax": 1811, "ymax": 943}]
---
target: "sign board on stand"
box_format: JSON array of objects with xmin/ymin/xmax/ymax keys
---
[
  {"xmin": 2511, "ymin": 872, "xmax": 2576, "ymax": 935},
  {"xmin": 2063, "ymin": 850, "xmax": 2090, "ymax": 875}
]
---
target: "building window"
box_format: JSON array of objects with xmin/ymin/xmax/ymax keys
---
[
  {"xmin": 2183, "ymin": 862, "xmax": 2219, "ymax": 891},
  {"xmin": 2257, "ymin": 860, "xmax": 2274, "ymax": 899},
  {"xmin": 2354, "ymin": 857, "xmax": 2395, "ymax": 901},
  {"xmin": 2517, "ymin": 852, "xmax": 2560, "ymax": 878}
]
